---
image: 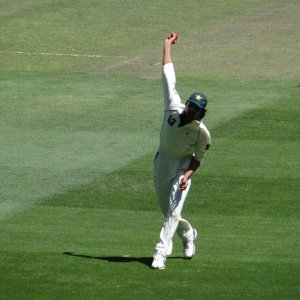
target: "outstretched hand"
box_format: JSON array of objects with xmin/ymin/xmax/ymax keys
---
[
  {"xmin": 163, "ymin": 32, "xmax": 179, "ymax": 65},
  {"xmin": 165, "ymin": 32, "xmax": 179, "ymax": 45}
]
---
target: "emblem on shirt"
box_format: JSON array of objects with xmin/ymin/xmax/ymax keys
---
[
  {"xmin": 206, "ymin": 144, "xmax": 210, "ymax": 150},
  {"xmin": 167, "ymin": 115, "xmax": 176, "ymax": 126}
]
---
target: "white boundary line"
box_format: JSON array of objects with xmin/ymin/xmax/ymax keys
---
[
  {"xmin": 1, "ymin": 50, "xmax": 141, "ymax": 70},
  {"xmin": 101, "ymin": 56, "xmax": 140, "ymax": 71},
  {"xmin": 0, "ymin": 50, "xmax": 126, "ymax": 59}
]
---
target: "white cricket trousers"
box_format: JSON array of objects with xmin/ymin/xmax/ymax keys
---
[{"xmin": 153, "ymin": 151, "xmax": 194, "ymax": 257}]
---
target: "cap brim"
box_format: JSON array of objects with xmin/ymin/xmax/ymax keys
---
[{"xmin": 187, "ymin": 99, "xmax": 207, "ymax": 110}]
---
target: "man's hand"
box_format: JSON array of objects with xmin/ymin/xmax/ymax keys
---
[
  {"xmin": 163, "ymin": 32, "xmax": 179, "ymax": 65},
  {"xmin": 179, "ymin": 175, "xmax": 189, "ymax": 191},
  {"xmin": 165, "ymin": 32, "xmax": 179, "ymax": 45}
]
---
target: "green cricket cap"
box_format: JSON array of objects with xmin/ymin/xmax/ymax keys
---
[{"xmin": 187, "ymin": 92, "xmax": 208, "ymax": 109}]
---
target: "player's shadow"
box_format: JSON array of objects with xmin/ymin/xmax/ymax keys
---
[{"xmin": 63, "ymin": 251, "xmax": 153, "ymax": 268}]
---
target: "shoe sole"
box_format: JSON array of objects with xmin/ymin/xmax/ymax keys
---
[{"xmin": 151, "ymin": 265, "xmax": 165, "ymax": 270}]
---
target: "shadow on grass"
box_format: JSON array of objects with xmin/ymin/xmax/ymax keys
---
[
  {"xmin": 63, "ymin": 251, "xmax": 186, "ymax": 269},
  {"xmin": 63, "ymin": 251, "xmax": 153, "ymax": 268}
]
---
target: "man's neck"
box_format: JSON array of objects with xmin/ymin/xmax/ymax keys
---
[{"xmin": 178, "ymin": 114, "xmax": 190, "ymax": 127}]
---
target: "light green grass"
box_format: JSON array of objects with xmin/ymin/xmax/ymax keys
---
[
  {"xmin": 0, "ymin": 0, "xmax": 299, "ymax": 299},
  {"xmin": 0, "ymin": 72, "xmax": 163, "ymax": 217}
]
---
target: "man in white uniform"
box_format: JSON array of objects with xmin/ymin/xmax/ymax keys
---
[{"xmin": 152, "ymin": 33, "xmax": 211, "ymax": 270}]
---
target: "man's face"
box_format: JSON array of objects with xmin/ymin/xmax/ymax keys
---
[{"xmin": 182, "ymin": 101, "xmax": 204, "ymax": 122}]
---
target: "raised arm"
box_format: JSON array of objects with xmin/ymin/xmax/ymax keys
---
[
  {"xmin": 162, "ymin": 33, "xmax": 181, "ymax": 109},
  {"xmin": 163, "ymin": 32, "xmax": 178, "ymax": 65}
]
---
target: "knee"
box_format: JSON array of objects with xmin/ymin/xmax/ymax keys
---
[{"xmin": 169, "ymin": 211, "xmax": 181, "ymax": 223}]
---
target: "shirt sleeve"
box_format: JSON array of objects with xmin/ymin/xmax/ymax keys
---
[
  {"xmin": 162, "ymin": 63, "xmax": 182, "ymax": 110},
  {"xmin": 194, "ymin": 123, "xmax": 211, "ymax": 163}
]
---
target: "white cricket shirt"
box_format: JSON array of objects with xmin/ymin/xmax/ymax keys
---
[{"xmin": 158, "ymin": 63, "xmax": 211, "ymax": 163}]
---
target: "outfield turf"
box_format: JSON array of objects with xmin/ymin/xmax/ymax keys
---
[{"xmin": 1, "ymin": 0, "xmax": 299, "ymax": 299}]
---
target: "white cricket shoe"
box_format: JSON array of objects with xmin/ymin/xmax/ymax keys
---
[
  {"xmin": 151, "ymin": 253, "xmax": 166, "ymax": 270},
  {"xmin": 183, "ymin": 228, "xmax": 197, "ymax": 259}
]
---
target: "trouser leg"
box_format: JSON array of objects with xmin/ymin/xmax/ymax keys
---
[
  {"xmin": 154, "ymin": 174, "xmax": 191, "ymax": 257},
  {"xmin": 177, "ymin": 218, "xmax": 194, "ymax": 242}
]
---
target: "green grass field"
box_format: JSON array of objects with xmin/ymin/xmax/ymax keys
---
[{"xmin": 1, "ymin": 0, "xmax": 299, "ymax": 299}]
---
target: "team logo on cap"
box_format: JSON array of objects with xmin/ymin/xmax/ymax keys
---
[{"xmin": 195, "ymin": 95, "xmax": 202, "ymax": 101}]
